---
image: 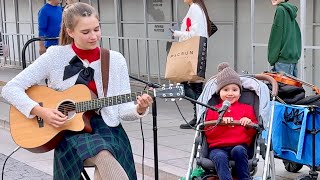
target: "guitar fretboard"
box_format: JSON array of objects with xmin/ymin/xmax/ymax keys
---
[{"xmin": 75, "ymin": 90, "xmax": 152, "ymax": 112}]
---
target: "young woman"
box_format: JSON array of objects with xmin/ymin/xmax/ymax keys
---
[
  {"xmin": 171, "ymin": 0, "xmax": 211, "ymax": 129},
  {"xmin": 204, "ymin": 63, "xmax": 258, "ymax": 180},
  {"xmin": 2, "ymin": 2, "xmax": 153, "ymax": 180},
  {"xmin": 172, "ymin": 0, "xmax": 211, "ymax": 41}
]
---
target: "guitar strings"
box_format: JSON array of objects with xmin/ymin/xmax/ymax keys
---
[{"xmin": 57, "ymin": 91, "xmax": 149, "ymax": 112}]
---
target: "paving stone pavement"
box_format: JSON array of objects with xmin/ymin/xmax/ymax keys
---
[{"xmin": 0, "ymin": 153, "xmax": 52, "ymax": 180}]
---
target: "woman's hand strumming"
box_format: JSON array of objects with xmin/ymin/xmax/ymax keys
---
[{"xmin": 31, "ymin": 105, "xmax": 68, "ymax": 128}]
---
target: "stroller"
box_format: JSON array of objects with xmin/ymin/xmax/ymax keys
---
[{"xmin": 183, "ymin": 74, "xmax": 278, "ymax": 180}]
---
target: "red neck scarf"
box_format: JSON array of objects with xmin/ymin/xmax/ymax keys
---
[{"xmin": 71, "ymin": 43, "xmax": 100, "ymax": 63}]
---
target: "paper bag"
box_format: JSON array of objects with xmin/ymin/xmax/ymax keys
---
[{"xmin": 165, "ymin": 36, "xmax": 207, "ymax": 83}]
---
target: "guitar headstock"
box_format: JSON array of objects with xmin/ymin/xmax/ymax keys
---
[{"xmin": 154, "ymin": 84, "xmax": 184, "ymax": 99}]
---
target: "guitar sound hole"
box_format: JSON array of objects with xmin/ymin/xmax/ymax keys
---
[{"xmin": 58, "ymin": 101, "xmax": 76, "ymax": 120}]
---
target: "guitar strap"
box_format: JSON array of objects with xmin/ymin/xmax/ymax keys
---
[{"xmin": 100, "ymin": 48, "xmax": 110, "ymax": 96}]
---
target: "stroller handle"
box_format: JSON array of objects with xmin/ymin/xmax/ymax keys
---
[
  {"xmin": 253, "ymin": 74, "xmax": 278, "ymax": 97},
  {"xmin": 203, "ymin": 120, "xmax": 260, "ymax": 131}
]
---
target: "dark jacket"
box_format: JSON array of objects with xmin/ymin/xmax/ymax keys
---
[{"xmin": 268, "ymin": 2, "xmax": 301, "ymax": 66}]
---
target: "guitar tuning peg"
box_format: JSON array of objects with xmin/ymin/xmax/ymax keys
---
[
  {"xmin": 162, "ymin": 84, "xmax": 166, "ymax": 87},
  {"xmin": 171, "ymin": 98, "xmax": 176, "ymax": 102}
]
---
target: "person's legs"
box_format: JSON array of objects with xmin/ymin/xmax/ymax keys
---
[
  {"xmin": 181, "ymin": 82, "xmax": 196, "ymax": 99},
  {"xmin": 84, "ymin": 150, "xmax": 129, "ymax": 180},
  {"xmin": 209, "ymin": 148, "xmax": 233, "ymax": 180},
  {"xmin": 292, "ymin": 63, "xmax": 298, "ymax": 77},
  {"xmin": 272, "ymin": 62, "xmax": 297, "ymax": 77},
  {"xmin": 230, "ymin": 145, "xmax": 250, "ymax": 180},
  {"xmin": 191, "ymin": 82, "xmax": 204, "ymax": 100},
  {"xmin": 180, "ymin": 82, "xmax": 203, "ymax": 129}
]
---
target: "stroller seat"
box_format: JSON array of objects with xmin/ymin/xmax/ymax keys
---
[{"xmin": 196, "ymin": 89, "xmax": 261, "ymax": 178}]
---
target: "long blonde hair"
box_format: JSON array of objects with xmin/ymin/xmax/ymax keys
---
[{"xmin": 59, "ymin": 2, "xmax": 99, "ymax": 45}]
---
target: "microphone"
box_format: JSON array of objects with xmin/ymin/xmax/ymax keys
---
[{"xmin": 216, "ymin": 100, "xmax": 231, "ymax": 125}]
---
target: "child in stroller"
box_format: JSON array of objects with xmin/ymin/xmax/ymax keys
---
[
  {"xmin": 183, "ymin": 63, "xmax": 277, "ymax": 180},
  {"xmin": 204, "ymin": 63, "xmax": 258, "ymax": 180}
]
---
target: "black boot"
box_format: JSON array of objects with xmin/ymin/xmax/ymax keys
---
[{"xmin": 180, "ymin": 104, "xmax": 197, "ymax": 129}]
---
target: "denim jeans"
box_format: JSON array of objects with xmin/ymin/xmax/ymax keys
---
[
  {"xmin": 209, "ymin": 145, "xmax": 252, "ymax": 180},
  {"xmin": 272, "ymin": 62, "xmax": 297, "ymax": 77}
]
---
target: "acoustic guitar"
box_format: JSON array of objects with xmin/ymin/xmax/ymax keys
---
[{"xmin": 9, "ymin": 84, "xmax": 184, "ymax": 153}]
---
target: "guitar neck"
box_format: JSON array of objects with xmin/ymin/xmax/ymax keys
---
[
  {"xmin": 75, "ymin": 90, "xmax": 152, "ymax": 112},
  {"xmin": 284, "ymin": 73, "xmax": 313, "ymax": 87}
]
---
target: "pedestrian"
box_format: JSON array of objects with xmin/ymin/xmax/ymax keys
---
[
  {"xmin": 38, "ymin": 0, "xmax": 63, "ymax": 55},
  {"xmin": 2, "ymin": 2, "xmax": 153, "ymax": 179},
  {"xmin": 205, "ymin": 62, "xmax": 258, "ymax": 180},
  {"xmin": 170, "ymin": 0, "xmax": 211, "ymax": 129},
  {"xmin": 268, "ymin": 0, "xmax": 301, "ymax": 77}
]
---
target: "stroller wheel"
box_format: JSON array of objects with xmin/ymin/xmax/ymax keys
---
[{"xmin": 283, "ymin": 160, "xmax": 303, "ymax": 173}]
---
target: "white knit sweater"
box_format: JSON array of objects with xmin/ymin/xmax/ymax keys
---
[
  {"xmin": 1, "ymin": 45, "xmax": 147, "ymax": 127},
  {"xmin": 174, "ymin": 3, "xmax": 208, "ymax": 42}
]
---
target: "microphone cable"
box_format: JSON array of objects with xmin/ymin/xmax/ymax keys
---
[
  {"xmin": 139, "ymin": 117, "xmax": 145, "ymax": 180},
  {"xmin": 1, "ymin": 146, "xmax": 21, "ymax": 180},
  {"xmin": 174, "ymin": 101, "xmax": 197, "ymax": 130},
  {"xmin": 138, "ymin": 84, "xmax": 150, "ymax": 180}
]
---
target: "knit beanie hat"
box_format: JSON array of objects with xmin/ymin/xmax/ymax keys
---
[{"xmin": 216, "ymin": 62, "xmax": 242, "ymax": 94}]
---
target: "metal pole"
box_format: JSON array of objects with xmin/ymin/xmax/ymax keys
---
[
  {"xmin": 28, "ymin": 0, "xmax": 34, "ymax": 34},
  {"xmin": 174, "ymin": 0, "xmax": 178, "ymax": 27},
  {"xmin": 185, "ymin": 125, "xmax": 201, "ymax": 179},
  {"xmin": 13, "ymin": 0, "xmax": 21, "ymax": 64},
  {"xmin": 113, "ymin": 0, "xmax": 120, "ymax": 51},
  {"xmin": 0, "ymin": 0, "xmax": 4, "ymax": 34},
  {"xmin": 250, "ymin": 0, "xmax": 255, "ymax": 73},
  {"xmin": 262, "ymin": 98, "xmax": 276, "ymax": 180},
  {"xmin": 300, "ymin": 0, "xmax": 306, "ymax": 80},
  {"xmin": 311, "ymin": 0, "xmax": 316, "ymax": 85},
  {"xmin": 234, "ymin": 0, "xmax": 238, "ymax": 71}
]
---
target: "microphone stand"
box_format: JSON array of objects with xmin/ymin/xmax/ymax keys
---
[{"xmin": 129, "ymin": 75, "xmax": 161, "ymax": 180}]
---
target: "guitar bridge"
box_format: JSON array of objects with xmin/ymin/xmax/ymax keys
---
[
  {"xmin": 37, "ymin": 102, "xmax": 44, "ymax": 128},
  {"xmin": 37, "ymin": 116, "xmax": 44, "ymax": 128}
]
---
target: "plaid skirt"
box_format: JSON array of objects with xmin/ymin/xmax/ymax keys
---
[{"xmin": 53, "ymin": 115, "xmax": 137, "ymax": 180}]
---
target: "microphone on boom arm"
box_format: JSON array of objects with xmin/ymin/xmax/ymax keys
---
[{"xmin": 216, "ymin": 100, "xmax": 231, "ymax": 125}]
